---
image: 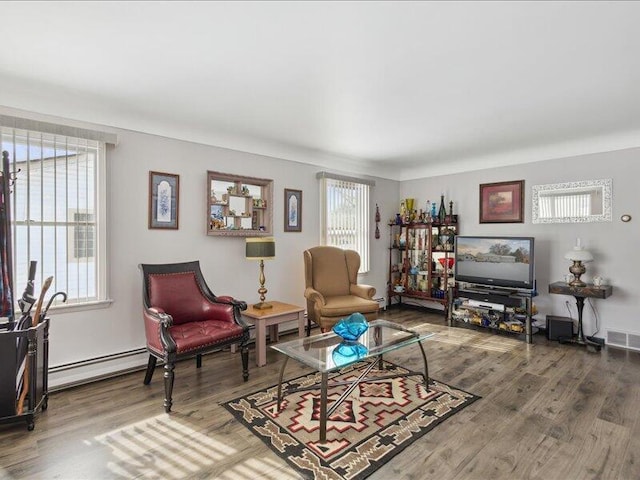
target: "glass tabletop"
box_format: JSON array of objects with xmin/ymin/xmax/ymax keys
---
[{"xmin": 270, "ymin": 319, "xmax": 435, "ymax": 373}]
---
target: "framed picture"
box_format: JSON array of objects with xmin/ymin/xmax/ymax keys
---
[
  {"xmin": 284, "ymin": 188, "xmax": 302, "ymax": 232},
  {"xmin": 479, "ymin": 180, "xmax": 524, "ymax": 223},
  {"xmin": 149, "ymin": 171, "xmax": 179, "ymax": 229}
]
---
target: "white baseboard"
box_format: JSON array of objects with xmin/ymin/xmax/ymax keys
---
[
  {"xmin": 49, "ymin": 349, "xmax": 149, "ymax": 391},
  {"xmin": 48, "ymin": 321, "xmax": 308, "ymax": 391}
]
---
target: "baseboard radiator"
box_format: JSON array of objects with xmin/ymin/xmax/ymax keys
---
[
  {"xmin": 606, "ymin": 329, "xmax": 640, "ymax": 351},
  {"xmin": 49, "ymin": 348, "xmax": 149, "ymax": 392},
  {"xmin": 49, "ymin": 317, "xmax": 311, "ymax": 392}
]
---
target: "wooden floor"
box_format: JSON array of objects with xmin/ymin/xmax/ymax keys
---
[{"xmin": 1, "ymin": 308, "xmax": 639, "ymax": 480}]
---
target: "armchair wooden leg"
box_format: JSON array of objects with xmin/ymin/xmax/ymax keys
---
[
  {"xmin": 196, "ymin": 354, "xmax": 202, "ymax": 368},
  {"xmin": 241, "ymin": 345, "xmax": 249, "ymax": 382},
  {"xmin": 163, "ymin": 361, "xmax": 175, "ymax": 413},
  {"xmin": 143, "ymin": 355, "xmax": 157, "ymax": 385}
]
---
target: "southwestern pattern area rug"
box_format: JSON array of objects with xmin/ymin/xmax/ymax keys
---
[{"xmin": 222, "ymin": 361, "xmax": 480, "ymax": 480}]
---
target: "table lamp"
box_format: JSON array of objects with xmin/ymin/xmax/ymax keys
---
[
  {"xmin": 246, "ymin": 237, "xmax": 276, "ymax": 309},
  {"xmin": 564, "ymin": 238, "xmax": 593, "ymax": 287}
]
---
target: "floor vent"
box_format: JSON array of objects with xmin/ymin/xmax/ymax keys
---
[{"xmin": 606, "ymin": 329, "xmax": 640, "ymax": 352}]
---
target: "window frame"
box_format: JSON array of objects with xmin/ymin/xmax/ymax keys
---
[
  {"xmin": 318, "ymin": 173, "xmax": 373, "ymax": 273},
  {"xmin": 1, "ymin": 129, "xmax": 109, "ymax": 312}
]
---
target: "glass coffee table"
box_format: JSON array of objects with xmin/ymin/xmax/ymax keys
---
[{"xmin": 271, "ymin": 319, "xmax": 435, "ymax": 442}]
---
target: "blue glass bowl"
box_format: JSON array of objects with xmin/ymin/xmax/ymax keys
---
[
  {"xmin": 332, "ymin": 313, "xmax": 369, "ymax": 341},
  {"xmin": 332, "ymin": 342, "xmax": 368, "ymax": 367}
]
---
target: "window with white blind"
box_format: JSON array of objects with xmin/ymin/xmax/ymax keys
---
[
  {"xmin": 0, "ymin": 125, "xmax": 108, "ymax": 307},
  {"xmin": 318, "ymin": 173, "xmax": 373, "ymax": 273}
]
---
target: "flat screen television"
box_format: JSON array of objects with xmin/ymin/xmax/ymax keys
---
[{"xmin": 454, "ymin": 236, "xmax": 535, "ymax": 290}]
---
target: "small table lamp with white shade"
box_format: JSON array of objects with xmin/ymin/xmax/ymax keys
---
[{"xmin": 564, "ymin": 238, "xmax": 593, "ymax": 287}]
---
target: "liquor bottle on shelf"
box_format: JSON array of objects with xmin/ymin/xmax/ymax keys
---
[
  {"xmin": 438, "ymin": 195, "xmax": 447, "ymax": 224},
  {"xmin": 431, "ymin": 202, "xmax": 437, "ymax": 221}
]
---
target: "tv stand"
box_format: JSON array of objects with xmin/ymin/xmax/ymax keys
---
[{"xmin": 448, "ymin": 284, "xmax": 536, "ymax": 343}]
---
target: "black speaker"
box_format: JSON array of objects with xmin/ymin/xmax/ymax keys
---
[{"xmin": 546, "ymin": 315, "xmax": 574, "ymax": 341}]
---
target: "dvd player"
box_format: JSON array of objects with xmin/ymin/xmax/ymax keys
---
[{"xmin": 466, "ymin": 299, "xmax": 505, "ymax": 311}]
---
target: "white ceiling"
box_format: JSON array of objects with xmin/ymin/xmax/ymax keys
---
[{"xmin": 1, "ymin": 1, "xmax": 639, "ymax": 181}]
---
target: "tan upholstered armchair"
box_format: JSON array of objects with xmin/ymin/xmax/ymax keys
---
[{"xmin": 303, "ymin": 246, "xmax": 379, "ymax": 334}]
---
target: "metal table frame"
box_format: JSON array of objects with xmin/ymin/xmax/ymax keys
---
[{"xmin": 272, "ymin": 320, "xmax": 433, "ymax": 442}]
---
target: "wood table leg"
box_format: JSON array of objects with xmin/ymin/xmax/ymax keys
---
[
  {"xmin": 298, "ymin": 311, "xmax": 305, "ymax": 337},
  {"xmin": 256, "ymin": 319, "xmax": 267, "ymax": 367},
  {"xmin": 269, "ymin": 324, "xmax": 279, "ymax": 343}
]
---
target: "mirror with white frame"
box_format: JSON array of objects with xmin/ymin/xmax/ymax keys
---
[{"xmin": 532, "ymin": 179, "xmax": 612, "ymax": 224}]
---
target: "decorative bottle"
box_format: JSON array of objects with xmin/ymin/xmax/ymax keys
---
[
  {"xmin": 431, "ymin": 202, "xmax": 437, "ymax": 221},
  {"xmin": 438, "ymin": 195, "xmax": 447, "ymax": 224}
]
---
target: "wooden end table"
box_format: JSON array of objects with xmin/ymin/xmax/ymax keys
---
[{"xmin": 241, "ymin": 301, "xmax": 305, "ymax": 367}]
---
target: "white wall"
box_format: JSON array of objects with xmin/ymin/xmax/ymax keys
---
[
  {"xmin": 6, "ymin": 107, "xmax": 637, "ymax": 388},
  {"xmin": 45, "ymin": 126, "xmax": 399, "ymax": 386},
  {"xmin": 400, "ymin": 148, "xmax": 639, "ymax": 338}
]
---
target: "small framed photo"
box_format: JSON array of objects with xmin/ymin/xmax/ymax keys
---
[
  {"xmin": 149, "ymin": 171, "xmax": 179, "ymax": 229},
  {"xmin": 284, "ymin": 188, "xmax": 302, "ymax": 232},
  {"xmin": 479, "ymin": 180, "xmax": 524, "ymax": 223}
]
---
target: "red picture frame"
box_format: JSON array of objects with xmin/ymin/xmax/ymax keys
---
[{"xmin": 479, "ymin": 180, "xmax": 524, "ymax": 223}]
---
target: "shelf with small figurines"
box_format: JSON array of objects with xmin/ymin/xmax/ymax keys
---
[
  {"xmin": 207, "ymin": 171, "xmax": 273, "ymax": 237},
  {"xmin": 387, "ymin": 195, "xmax": 458, "ymax": 314}
]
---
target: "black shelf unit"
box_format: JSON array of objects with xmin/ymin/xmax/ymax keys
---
[{"xmin": 447, "ymin": 285, "xmax": 536, "ymax": 344}]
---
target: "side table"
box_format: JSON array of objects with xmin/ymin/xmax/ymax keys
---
[
  {"xmin": 548, "ymin": 282, "xmax": 612, "ymax": 351},
  {"xmin": 241, "ymin": 301, "xmax": 305, "ymax": 367}
]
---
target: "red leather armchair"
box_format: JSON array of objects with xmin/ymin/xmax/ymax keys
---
[{"xmin": 139, "ymin": 261, "xmax": 250, "ymax": 412}]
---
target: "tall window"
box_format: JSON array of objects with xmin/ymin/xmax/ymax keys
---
[
  {"xmin": 319, "ymin": 173, "xmax": 373, "ymax": 273},
  {"xmin": 1, "ymin": 126, "xmax": 106, "ymax": 306}
]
